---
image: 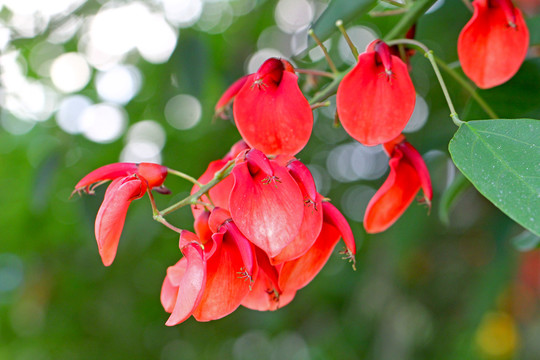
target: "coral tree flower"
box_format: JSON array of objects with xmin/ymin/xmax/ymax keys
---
[
  {"xmin": 364, "ymin": 135, "xmax": 432, "ymax": 233},
  {"xmin": 458, "ymin": 0, "xmax": 529, "ymax": 89},
  {"xmin": 74, "ymin": 162, "xmax": 168, "ymax": 266},
  {"xmin": 336, "ymin": 40, "xmax": 416, "ymax": 146},
  {"xmin": 217, "ymin": 57, "xmax": 313, "ymax": 156},
  {"xmin": 163, "ymin": 143, "xmax": 357, "ymax": 323}
]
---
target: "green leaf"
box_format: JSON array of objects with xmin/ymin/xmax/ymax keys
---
[
  {"xmin": 448, "ymin": 119, "xmax": 540, "ymax": 236},
  {"xmin": 512, "ymin": 230, "xmax": 540, "ymax": 251},
  {"xmin": 309, "ymin": 0, "xmax": 377, "ymax": 48},
  {"xmin": 438, "ymin": 172, "xmax": 471, "ymax": 225}
]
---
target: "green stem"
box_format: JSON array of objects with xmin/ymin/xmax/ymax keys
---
[
  {"xmin": 383, "ymin": 0, "xmax": 438, "ymax": 41},
  {"xmin": 387, "ymin": 39, "xmax": 464, "ymax": 126},
  {"xmin": 336, "ymin": 20, "xmax": 359, "ymax": 59},
  {"xmin": 295, "ymin": 68, "xmax": 335, "ymax": 79},
  {"xmin": 167, "ymin": 168, "xmax": 202, "ymax": 186},
  {"xmin": 433, "ymin": 56, "xmax": 499, "ymax": 119},
  {"xmin": 147, "ymin": 189, "xmax": 183, "ymax": 233},
  {"xmin": 308, "ymin": 29, "xmax": 338, "ymax": 74},
  {"xmin": 309, "ymin": 72, "xmax": 345, "ymax": 105},
  {"xmin": 160, "ymin": 159, "xmax": 235, "ymax": 216},
  {"xmin": 381, "ymin": 0, "xmax": 407, "ymax": 7}
]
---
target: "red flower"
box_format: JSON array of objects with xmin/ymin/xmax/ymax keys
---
[
  {"xmin": 242, "ymin": 201, "xmax": 356, "ymax": 311},
  {"xmin": 229, "ymin": 149, "xmax": 304, "ymax": 258},
  {"xmin": 162, "ymin": 210, "xmax": 256, "ymax": 325},
  {"xmin": 74, "ymin": 162, "xmax": 168, "ymax": 266},
  {"xmin": 217, "ymin": 58, "xmax": 313, "ymax": 156},
  {"xmin": 336, "ymin": 40, "xmax": 416, "ymax": 146},
  {"xmin": 458, "ymin": 0, "xmax": 529, "ymax": 89},
  {"xmin": 363, "ymin": 135, "xmax": 432, "ymax": 233}
]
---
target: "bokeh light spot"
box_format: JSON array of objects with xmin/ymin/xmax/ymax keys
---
[{"xmin": 165, "ymin": 94, "xmax": 202, "ymax": 130}]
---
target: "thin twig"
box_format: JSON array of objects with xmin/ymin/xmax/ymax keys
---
[{"xmin": 308, "ymin": 29, "xmax": 338, "ymax": 74}]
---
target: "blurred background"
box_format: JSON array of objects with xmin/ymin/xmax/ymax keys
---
[{"xmin": 1, "ymin": 0, "xmax": 540, "ymax": 359}]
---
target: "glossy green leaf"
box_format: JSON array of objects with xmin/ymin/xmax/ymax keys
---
[
  {"xmin": 449, "ymin": 119, "xmax": 540, "ymax": 236},
  {"xmin": 309, "ymin": 0, "xmax": 377, "ymax": 48}
]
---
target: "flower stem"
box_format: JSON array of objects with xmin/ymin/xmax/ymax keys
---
[
  {"xmin": 295, "ymin": 68, "xmax": 335, "ymax": 78},
  {"xmin": 308, "ymin": 29, "xmax": 338, "ymax": 74},
  {"xmin": 380, "ymin": 0, "xmax": 407, "ymax": 7},
  {"xmin": 160, "ymin": 159, "xmax": 235, "ymax": 216},
  {"xmin": 311, "ymin": 101, "xmax": 331, "ymax": 110},
  {"xmin": 433, "ymin": 56, "xmax": 499, "ymax": 119},
  {"xmin": 309, "ymin": 72, "xmax": 346, "ymax": 105},
  {"xmin": 387, "ymin": 38, "xmax": 464, "ymax": 126},
  {"xmin": 147, "ymin": 189, "xmax": 183, "ymax": 233},
  {"xmin": 336, "ymin": 20, "xmax": 358, "ymax": 59},
  {"xmin": 461, "ymin": 0, "xmax": 474, "ymax": 12},
  {"xmin": 383, "ymin": 0, "xmax": 438, "ymax": 41},
  {"xmin": 167, "ymin": 168, "xmax": 202, "ymax": 187}
]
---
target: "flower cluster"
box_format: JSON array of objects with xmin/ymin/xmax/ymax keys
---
[
  {"xmin": 161, "ymin": 142, "xmax": 355, "ymax": 324},
  {"xmin": 73, "ymin": 1, "xmax": 531, "ymax": 325}
]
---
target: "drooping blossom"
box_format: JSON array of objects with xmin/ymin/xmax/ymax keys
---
[
  {"xmin": 229, "ymin": 149, "xmax": 304, "ymax": 258},
  {"xmin": 242, "ymin": 201, "xmax": 356, "ymax": 312},
  {"xmin": 363, "ymin": 135, "xmax": 432, "ymax": 233},
  {"xmin": 161, "ymin": 209, "xmax": 257, "ymax": 325},
  {"xmin": 336, "ymin": 39, "xmax": 416, "ymax": 146},
  {"xmin": 162, "ymin": 146, "xmax": 357, "ymax": 322},
  {"xmin": 458, "ymin": 0, "xmax": 529, "ymax": 89},
  {"xmin": 216, "ymin": 58, "xmax": 313, "ymax": 156},
  {"xmin": 74, "ymin": 162, "xmax": 168, "ymax": 266}
]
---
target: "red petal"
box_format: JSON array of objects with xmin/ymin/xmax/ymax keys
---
[
  {"xmin": 363, "ymin": 148, "xmax": 421, "ymax": 233},
  {"xmin": 165, "ymin": 243, "xmax": 207, "ymax": 326},
  {"xmin": 278, "ymin": 222, "xmax": 341, "ymax": 291},
  {"xmin": 74, "ymin": 163, "xmax": 138, "ymax": 193},
  {"xmin": 161, "ymin": 260, "xmax": 183, "ymax": 313},
  {"xmin": 225, "ymin": 222, "xmax": 257, "ymax": 277},
  {"xmin": 94, "ymin": 177, "xmax": 147, "ymax": 266},
  {"xmin": 242, "ymin": 248, "xmax": 296, "ymax": 311},
  {"xmin": 233, "ymin": 63, "xmax": 313, "ymax": 156},
  {"xmin": 136, "ymin": 162, "xmax": 168, "ymax": 189},
  {"xmin": 192, "ymin": 231, "xmax": 251, "ymax": 321},
  {"xmin": 336, "ymin": 48, "xmax": 416, "ymax": 146},
  {"xmin": 322, "ymin": 201, "xmax": 356, "ymax": 255},
  {"xmin": 215, "ymin": 75, "xmax": 249, "ymax": 119},
  {"xmin": 229, "ymin": 160, "xmax": 304, "ymax": 258},
  {"xmin": 458, "ymin": 0, "xmax": 529, "ymax": 89},
  {"xmin": 95, "ymin": 177, "xmax": 146, "ymax": 266},
  {"xmin": 191, "ymin": 160, "xmax": 234, "ymax": 220},
  {"xmin": 271, "ymin": 193, "xmax": 323, "ymax": 264},
  {"xmin": 400, "ymin": 141, "xmax": 432, "ymax": 204}
]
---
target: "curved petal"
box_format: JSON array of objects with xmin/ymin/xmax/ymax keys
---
[
  {"xmin": 229, "ymin": 160, "xmax": 304, "ymax": 258},
  {"xmin": 74, "ymin": 163, "xmax": 138, "ymax": 194},
  {"xmin": 192, "ymin": 231, "xmax": 251, "ymax": 321},
  {"xmin": 336, "ymin": 49, "xmax": 416, "ymax": 146},
  {"xmin": 363, "ymin": 148, "xmax": 421, "ymax": 233},
  {"xmin": 215, "ymin": 75, "xmax": 249, "ymax": 119},
  {"xmin": 94, "ymin": 176, "xmax": 146, "ymax": 266},
  {"xmin": 242, "ymin": 248, "xmax": 296, "ymax": 311},
  {"xmin": 458, "ymin": 0, "xmax": 529, "ymax": 89},
  {"xmin": 233, "ymin": 61, "xmax": 313, "ymax": 156},
  {"xmin": 136, "ymin": 163, "xmax": 168, "ymax": 189},
  {"xmin": 165, "ymin": 243, "xmax": 206, "ymax": 326},
  {"xmin": 278, "ymin": 222, "xmax": 341, "ymax": 292},
  {"xmin": 161, "ymin": 260, "xmax": 184, "ymax": 313},
  {"xmin": 271, "ymin": 193, "xmax": 323, "ymax": 264},
  {"xmin": 322, "ymin": 201, "xmax": 356, "ymax": 255}
]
